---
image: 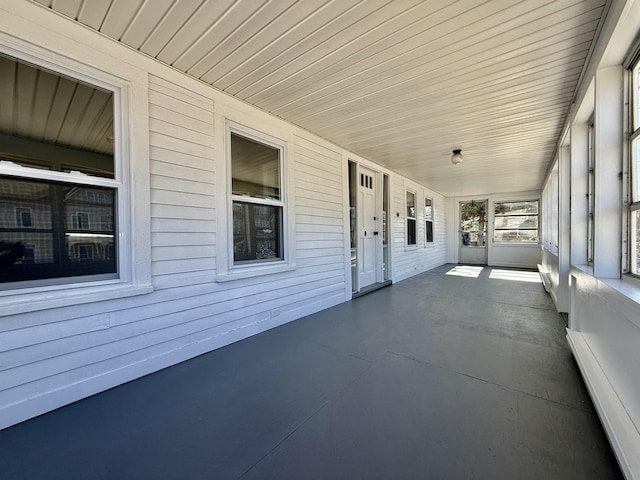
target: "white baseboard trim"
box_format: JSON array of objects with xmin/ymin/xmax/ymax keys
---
[
  {"xmin": 537, "ymin": 263, "xmax": 551, "ymax": 293},
  {"xmin": 567, "ymin": 329, "xmax": 640, "ymax": 480}
]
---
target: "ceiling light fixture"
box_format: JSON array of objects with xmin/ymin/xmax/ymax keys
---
[{"xmin": 451, "ymin": 149, "xmax": 463, "ymax": 165}]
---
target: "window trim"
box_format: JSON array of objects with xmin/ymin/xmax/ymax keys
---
[
  {"xmin": 218, "ymin": 121, "xmax": 295, "ymax": 281},
  {"xmin": 0, "ymin": 35, "xmax": 152, "ymax": 315},
  {"xmin": 587, "ymin": 117, "xmax": 596, "ymax": 264},
  {"xmin": 627, "ymin": 59, "xmax": 640, "ymax": 277}
]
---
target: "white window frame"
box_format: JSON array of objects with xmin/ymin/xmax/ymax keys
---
[
  {"xmin": 424, "ymin": 196, "xmax": 434, "ymax": 245},
  {"xmin": 0, "ymin": 36, "xmax": 152, "ymax": 316},
  {"xmin": 628, "ymin": 59, "xmax": 640, "ymax": 277},
  {"xmin": 217, "ymin": 121, "xmax": 295, "ymax": 281},
  {"xmin": 587, "ymin": 118, "xmax": 596, "ymax": 264},
  {"xmin": 406, "ymin": 189, "xmax": 417, "ymax": 248}
]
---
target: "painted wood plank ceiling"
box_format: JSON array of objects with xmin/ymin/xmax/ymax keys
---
[{"xmin": 31, "ymin": 0, "xmax": 608, "ymax": 196}]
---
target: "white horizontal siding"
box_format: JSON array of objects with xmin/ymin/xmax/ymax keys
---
[
  {"xmin": 392, "ymin": 177, "xmax": 448, "ymax": 282},
  {"xmin": 294, "ymin": 138, "xmax": 346, "ymax": 290},
  {"xmin": 149, "ymin": 75, "xmax": 216, "ymax": 288}
]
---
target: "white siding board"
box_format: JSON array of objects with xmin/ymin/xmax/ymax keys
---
[
  {"xmin": 150, "ymin": 189, "xmax": 214, "ymax": 209},
  {"xmin": 295, "ymin": 161, "xmax": 342, "ymax": 184},
  {"xmin": 151, "ymin": 232, "xmax": 214, "ymax": 247},
  {"xmin": 295, "ymin": 170, "xmax": 342, "ymax": 190},
  {"xmin": 297, "ymin": 231, "xmax": 344, "ymax": 242},
  {"xmin": 152, "ymin": 245, "xmax": 215, "ymax": 262},
  {"xmin": 149, "ymin": 132, "xmax": 214, "ymax": 161},
  {"xmin": 296, "ymin": 218, "xmax": 344, "ymax": 229},
  {"xmin": 150, "ymin": 118, "xmax": 214, "ymax": 148},
  {"xmin": 150, "ymin": 204, "xmax": 215, "ymax": 221},
  {"xmin": 151, "ymin": 218, "xmax": 215, "ymax": 233},
  {"xmin": 152, "ymin": 272, "xmax": 217, "ymax": 290},
  {"xmin": 1, "ymin": 314, "xmax": 110, "ymax": 353},
  {"xmin": 149, "ymin": 105, "xmax": 213, "ymax": 136},
  {"xmin": 151, "ymin": 257, "xmax": 216, "ymax": 276},
  {"xmin": 296, "ymin": 204, "xmax": 343, "ymax": 217},
  {"xmin": 150, "ymin": 175, "xmax": 214, "ymax": 197},
  {"xmin": 150, "ymin": 160, "xmax": 216, "ymax": 184},
  {"xmin": 296, "ymin": 190, "xmax": 343, "ymax": 208},
  {"xmin": 150, "ymin": 146, "xmax": 215, "ymax": 172}
]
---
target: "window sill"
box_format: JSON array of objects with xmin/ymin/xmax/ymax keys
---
[
  {"xmin": 570, "ymin": 266, "xmax": 640, "ymax": 330},
  {"xmin": 216, "ymin": 263, "xmax": 296, "ymax": 282},
  {"xmin": 572, "ymin": 264, "xmax": 594, "ymax": 276},
  {"xmin": 0, "ymin": 282, "xmax": 153, "ymax": 317},
  {"xmin": 492, "ymin": 242, "xmax": 540, "ymax": 247}
]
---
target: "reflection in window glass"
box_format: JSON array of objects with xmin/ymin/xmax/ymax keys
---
[
  {"xmin": 231, "ymin": 133, "xmax": 280, "ymax": 200},
  {"xmin": 460, "ymin": 201, "xmax": 487, "ymax": 246},
  {"xmin": 0, "ymin": 177, "xmax": 116, "ymax": 284},
  {"xmin": 493, "ymin": 201, "xmax": 539, "ymax": 243},
  {"xmin": 632, "ymin": 210, "xmax": 640, "ymax": 275},
  {"xmin": 232, "ymin": 202, "xmax": 282, "ymax": 263}
]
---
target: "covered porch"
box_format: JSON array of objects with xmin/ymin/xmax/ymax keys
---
[{"xmin": 0, "ymin": 265, "xmax": 620, "ymax": 479}]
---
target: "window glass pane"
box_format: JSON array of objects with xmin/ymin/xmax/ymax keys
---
[
  {"xmin": 233, "ymin": 201, "xmax": 282, "ymax": 263},
  {"xmin": 636, "ymin": 69, "xmax": 640, "ymax": 131},
  {"xmin": 406, "ymin": 191, "xmax": 415, "ymax": 218},
  {"xmin": 494, "ymin": 201, "xmax": 538, "ymax": 215},
  {"xmin": 425, "ymin": 221, "xmax": 433, "ymax": 243},
  {"xmin": 407, "ymin": 218, "xmax": 416, "ymax": 245},
  {"xmin": 425, "ymin": 198, "xmax": 433, "ymax": 221},
  {"xmin": 632, "ymin": 210, "xmax": 640, "ymax": 275},
  {"xmin": 0, "ymin": 176, "xmax": 116, "ymax": 284},
  {"xmin": 494, "ymin": 215, "xmax": 539, "ymax": 229},
  {"xmin": 635, "ymin": 138, "xmax": 640, "ymax": 202},
  {"xmin": 0, "ymin": 54, "xmax": 114, "ymax": 178},
  {"xmin": 460, "ymin": 201, "xmax": 487, "ymax": 246},
  {"xmin": 494, "ymin": 230, "xmax": 539, "ymax": 243},
  {"xmin": 231, "ymin": 133, "xmax": 280, "ymax": 200}
]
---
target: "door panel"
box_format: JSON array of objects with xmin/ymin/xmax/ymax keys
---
[{"xmin": 358, "ymin": 167, "xmax": 378, "ymax": 288}]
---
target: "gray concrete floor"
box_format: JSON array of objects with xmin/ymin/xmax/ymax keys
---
[{"xmin": 0, "ymin": 265, "xmax": 622, "ymax": 479}]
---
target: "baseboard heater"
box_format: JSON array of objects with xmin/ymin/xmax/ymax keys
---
[{"xmin": 567, "ymin": 329, "xmax": 640, "ymax": 480}]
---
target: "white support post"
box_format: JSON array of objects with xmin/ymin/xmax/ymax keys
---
[{"xmin": 593, "ymin": 66, "xmax": 623, "ymax": 278}]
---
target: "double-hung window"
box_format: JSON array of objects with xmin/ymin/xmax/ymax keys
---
[
  {"xmin": 229, "ymin": 130, "xmax": 284, "ymax": 265},
  {"xmin": 629, "ymin": 55, "xmax": 640, "ymax": 275},
  {"xmin": 493, "ymin": 201, "xmax": 539, "ymax": 243},
  {"xmin": 424, "ymin": 197, "xmax": 434, "ymax": 244},
  {"xmin": 406, "ymin": 190, "xmax": 417, "ymax": 246},
  {"xmin": 0, "ymin": 52, "xmax": 120, "ymax": 288}
]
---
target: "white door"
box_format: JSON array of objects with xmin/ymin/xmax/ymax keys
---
[{"xmin": 358, "ymin": 166, "xmax": 378, "ymax": 288}]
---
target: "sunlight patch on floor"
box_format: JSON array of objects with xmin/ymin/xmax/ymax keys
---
[
  {"xmin": 488, "ymin": 269, "xmax": 542, "ymax": 283},
  {"xmin": 445, "ymin": 266, "xmax": 483, "ymax": 278}
]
